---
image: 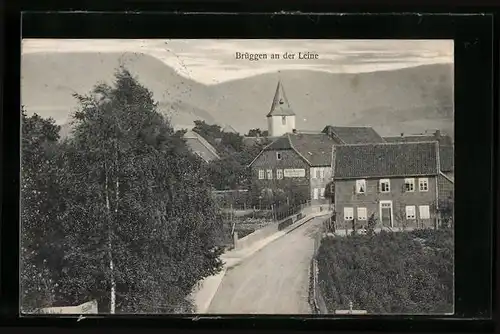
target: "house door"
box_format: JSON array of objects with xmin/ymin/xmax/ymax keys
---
[{"xmin": 379, "ymin": 201, "xmax": 393, "ymax": 228}]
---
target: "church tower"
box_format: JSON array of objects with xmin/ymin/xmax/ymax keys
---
[{"xmin": 266, "ymin": 80, "xmax": 296, "ymax": 137}]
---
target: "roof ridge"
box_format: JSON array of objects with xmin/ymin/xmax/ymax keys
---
[
  {"xmin": 336, "ymin": 140, "xmax": 439, "ymax": 147},
  {"xmin": 330, "ymin": 125, "xmax": 374, "ymax": 129},
  {"xmin": 287, "ymin": 133, "xmax": 313, "ymax": 165},
  {"xmin": 247, "ymin": 135, "xmax": 284, "ymax": 167},
  {"xmin": 191, "ymin": 132, "xmax": 220, "ymax": 158}
]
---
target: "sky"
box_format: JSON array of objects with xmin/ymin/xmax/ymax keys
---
[{"xmin": 22, "ymin": 39, "xmax": 453, "ymax": 85}]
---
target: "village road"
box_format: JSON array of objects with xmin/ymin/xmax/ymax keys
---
[{"xmin": 206, "ymin": 216, "xmax": 325, "ymax": 314}]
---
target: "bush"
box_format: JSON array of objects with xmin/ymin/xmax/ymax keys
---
[
  {"xmin": 317, "ymin": 229, "xmax": 453, "ymax": 314},
  {"xmin": 278, "ymin": 218, "xmax": 294, "ymax": 231}
]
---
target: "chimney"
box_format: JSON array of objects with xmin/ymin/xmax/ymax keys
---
[
  {"xmin": 400, "ymin": 133, "xmax": 404, "ymax": 137},
  {"xmin": 434, "ymin": 129, "xmax": 441, "ymax": 139}
]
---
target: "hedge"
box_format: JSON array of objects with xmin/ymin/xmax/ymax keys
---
[
  {"xmin": 317, "ymin": 229, "xmax": 453, "ymax": 314},
  {"xmin": 278, "ymin": 218, "xmax": 294, "ymax": 231}
]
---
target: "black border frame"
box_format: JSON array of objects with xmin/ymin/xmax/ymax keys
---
[{"xmin": 2, "ymin": 10, "xmax": 496, "ymax": 333}]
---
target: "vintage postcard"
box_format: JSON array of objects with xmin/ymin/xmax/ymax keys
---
[{"xmin": 21, "ymin": 39, "xmax": 454, "ymax": 315}]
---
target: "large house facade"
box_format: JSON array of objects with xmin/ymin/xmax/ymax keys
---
[
  {"xmin": 248, "ymin": 133, "xmax": 335, "ymax": 205},
  {"xmin": 333, "ymin": 141, "xmax": 444, "ymax": 230},
  {"xmin": 248, "ymin": 80, "xmax": 386, "ymax": 205},
  {"xmin": 247, "ymin": 80, "xmax": 454, "ymax": 217}
]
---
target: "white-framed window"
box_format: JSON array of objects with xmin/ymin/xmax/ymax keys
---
[
  {"xmin": 344, "ymin": 207, "xmax": 354, "ymax": 221},
  {"xmin": 313, "ymin": 188, "xmax": 319, "ymax": 200},
  {"xmin": 282, "ymin": 116, "xmax": 287, "ymax": 125},
  {"xmin": 310, "ymin": 167, "xmax": 316, "ymax": 179},
  {"xmin": 356, "ymin": 179, "xmax": 366, "ymax": 194},
  {"xmin": 404, "ymin": 178, "xmax": 415, "ymax": 192},
  {"xmin": 276, "ymin": 169, "xmax": 283, "ymax": 179},
  {"xmin": 379, "ymin": 179, "xmax": 391, "ymax": 193},
  {"xmin": 320, "ymin": 188, "xmax": 325, "ymax": 199},
  {"xmin": 319, "ymin": 168, "xmax": 325, "ymax": 179},
  {"xmin": 357, "ymin": 207, "xmax": 367, "ymax": 221},
  {"xmin": 258, "ymin": 169, "xmax": 265, "ymax": 179},
  {"xmin": 267, "ymin": 169, "xmax": 273, "ymax": 180},
  {"xmin": 316, "ymin": 168, "xmax": 321, "ymax": 179},
  {"xmin": 419, "ymin": 178, "xmax": 429, "ymax": 192},
  {"xmin": 405, "ymin": 205, "xmax": 416, "ymax": 219},
  {"xmin": 419, "ymin": 205, "xmax": 430, "ymax": 219},
  {"xmin": 276, "ymin": 152, "xmax": 282, "ymax": 160}
]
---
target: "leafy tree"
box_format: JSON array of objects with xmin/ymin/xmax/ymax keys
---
[
  {"xmin": 20, "ymin": 108, "xmax": 66, "ymax": 312},
  {"xmin": 366, "ymin": 213, "xmax": 377, "ymax": 236},
  {"xmin": 23, "ymin": 68, "xmax": 224, "ymax": 313},
  {"xmin": 192, "ymin": 120, "xmax": 222, "ymax": 147},
  {"xmin": 246, "ymin": 128, "xmax": 268, "ymax": 137},
  {"xmin": 246, "ymin": 128, "xmax": 261, "ymax": 137},
  {"xmin": 437, "ymin": 197, "xmax": 454, "ymax": 229},
  {"xmin": 207, "ymin": 155, "xmax": 248, "ymax": 190},
  {"xmin": 221, "ymin": 132, "xmax": 244, "ymax": 152}
]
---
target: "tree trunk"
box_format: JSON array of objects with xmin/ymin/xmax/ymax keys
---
[{"xmin": 104, "ymin": 161, "xmax": 116, "ymax": 314}]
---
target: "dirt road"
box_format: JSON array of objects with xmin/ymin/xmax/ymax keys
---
[{"xmin": 206, "ymin": 216, "xmax": 326, "ymax": 314}]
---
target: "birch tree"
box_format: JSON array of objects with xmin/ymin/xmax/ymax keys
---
[{"xmin": 56, "ymin": 68, "xmax": 223, "ymax": 313}]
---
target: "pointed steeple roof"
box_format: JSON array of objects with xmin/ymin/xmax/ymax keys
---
[{"xmin": 266, "ymin": 80, "xmax": 295, "ymax": 117}]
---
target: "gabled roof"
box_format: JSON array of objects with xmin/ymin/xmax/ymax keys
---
[
  {"xmin": 383, "ymin": 134, "xmax": 454, "ymax": 172},
  {"xmin": 439, "ymin": 146, "xmax": 454, "ymax": 172},
  {"xmin": 334, "ymin": 141, "xmax": 439, "ymax": 180},
  {"xmin": 383, "ymin": 133, "xmax": 453, "ymax": 146},
  {"xmin": 288, "ymin": 133, "xmax": 335, "ymax": 166},
  {"xmin": 248, "ymin": 132, "xmax": 334, "ymax": 167},
  {"xmin": 222, "ymin": 124, "xmax": 238, "ymax": 133},
  {"xmin": 322, "ymin": 125, "xmax": 385, "ymax": 144},
  {"xmin": 266, "ymin": 80, "xmax": 295, "ymax": 117},
  {"xmin": 184, "ymin": 130, "xmax": 220, "ymax": 162}
]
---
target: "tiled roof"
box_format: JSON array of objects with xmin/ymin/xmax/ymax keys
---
[
  {"xmin": 242, "ymin": 136, "xmax": 268, "ymax": 146},
  {"xmin": 266, "ymin": 80, "xmax": 295, "ymax": 117},
  {"xmin": 322, "ymin": 126, "xmax": 385, "ymax": 144},
  {"xmin": 288, "ymin": 133, "xmax": 334, "ymax": 166},
  {"xmin": 184, "ymin": 130, "xmax": 220, "ymax": 162},
  {"xmin": 264, "ymin": 135, "xmax": 293, "ymax": 150},
  {"xmin": 383, "ymin": 135, "xmax": 454, "ymax": 172},
  {"xmin": 439, "ymin": 145, "xmax": 454, "ymax": 172},
  {"xmin": 384, "ymin": 134, "xmax": 453, "ymax": 146},
  {"xmin": 334, "ymin": 141, "xmax": 439, "ymax": 179},
  {"xmin": 254, "ymin": 133, "xmax": 334, "ymax": 167}
]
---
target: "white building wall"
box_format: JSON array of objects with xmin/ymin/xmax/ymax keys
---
[{"xmin": 268, "ymin": 115, "xmax": 296, "ymax": 137}]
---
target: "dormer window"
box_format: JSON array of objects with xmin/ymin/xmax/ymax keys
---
[
  {"xmin": 279, "ymin": 98, "xmax": 284, "ymax": 105},
  {"xmin": 282, "ymin": 116, "xmax": 287, "ymax": 125}
]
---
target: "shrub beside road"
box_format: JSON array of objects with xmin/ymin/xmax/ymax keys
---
[{"xmin": 317, "ymin": 229, "xmax": 454, "ymax": 314}]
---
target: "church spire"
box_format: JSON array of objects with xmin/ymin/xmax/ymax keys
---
[{"xmin": 266, "ymin": 79, "xmax": 295, "ymax": 117}]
